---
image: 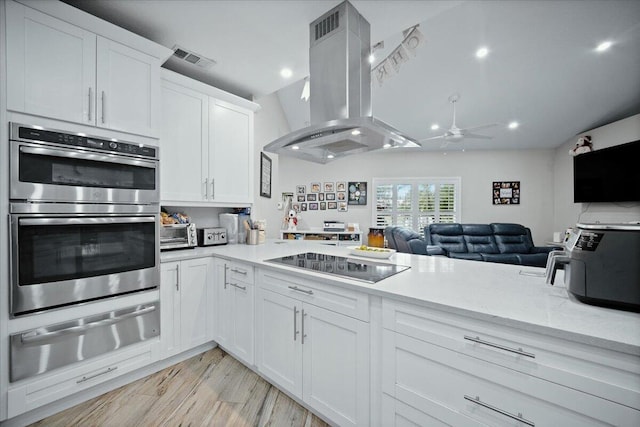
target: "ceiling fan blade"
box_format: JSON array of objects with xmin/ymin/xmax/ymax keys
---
[
  {"xmin": 463, "ymin": 132, "xmax": 493, "ymax": 140},
  {"xmin": 465, "ymin": 123, "xmax": 499, "ymax": 132},
  {"xmin": 419, "ymin": 135, "xmax": 446, "ymax": 142}
]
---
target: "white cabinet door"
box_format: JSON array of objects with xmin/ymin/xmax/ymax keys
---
[
  {"xmin": 212, "ymin": 259, "xmax": 232, "ymax": 346},
  {"xmin": 228, "ymin": 278, "xmax": 255, "ymax": 365},
  {"xmin": 209, "ymin": 100, "xmax": 254, "ymax": 203},
  {"xmin": 178, "ymin": 257, "xmax": 214, "ymax": 350},
  {"xmin": 301, "ymin": 304, "xmax": 370, "ymax": 427},
  {"xmin": 160, "ymin": 80, "xmax": 209, "ymax": 202},
  {"xmin": 6, "ymin": 0, "xmax": 96, "ymax": 124},
  {"xmin": 160, "ymin": 262, "xmax": 181, "ymax": 358},
  {"xmin": 256, "ymin": 288, "xmax": 303, "ymax": 397},
  {"xmin": 96, "ymin": 37, "xmax": 160, "ymax": 137}
]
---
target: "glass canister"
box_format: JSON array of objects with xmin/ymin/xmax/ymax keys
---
[{"xmin": 368, "ymin": 227, "xmax": 385, "ymax": 248}]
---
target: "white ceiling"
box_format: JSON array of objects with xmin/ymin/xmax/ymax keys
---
[{"xmin": 63, "ymin": 0, "xmax": 640, "ymax": 151}]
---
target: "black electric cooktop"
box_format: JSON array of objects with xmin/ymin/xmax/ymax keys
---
[{"xmin": 265, "ymin": 252, "xmax": 410, "ymax": 283}]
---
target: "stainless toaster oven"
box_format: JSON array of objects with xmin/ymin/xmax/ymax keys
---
[{"xmin": 160, "ymin": 223, "xmax": 197, "ymax": 250}]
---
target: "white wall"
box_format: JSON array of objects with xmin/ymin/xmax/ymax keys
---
[
  {"xmin": 251, "ymin": 92, "xmax": 291, "ymax": 236},
  {"xmin": 553, "ymin": 114, "xmax": 640, "ymax": 232},
  {"xmin": 252, "ymin": 97, "xmax": 639, "ymax": 247}
]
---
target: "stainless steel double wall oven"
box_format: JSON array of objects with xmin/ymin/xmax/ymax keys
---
[{"xmin": 9, "ymin": 123, "xmax": 161, "ymax": 381}]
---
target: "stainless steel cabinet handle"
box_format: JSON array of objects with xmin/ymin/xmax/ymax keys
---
[
  {"xmin": 464, "ymin": 395, "xmax": 535, "ymax": 426},
  {"xmin": 19, "ymin": 145, "xmax": 157, "ymax": 168},
  {"xmin": 21, "ymin": 305, "xmax": 157, "ymax": 344},
  {"xmin": 288, "ymin": 285, "xmax": 313, "ymax": 295},
  {"xmin": 176, "ymin": 264, "xmax": 180, "ymax": 291},
  {"xmin": 77, "ymin": 366, "xmax": 118, "ymax": 384},
  {"xmin": 101, "ymin": 91, "xmax": 105, "ymax": 123},
  {"xmin": 20, "ymin": 216, "xmax": 155, "ymax": 227},
  {"xmin": 224, "ymin": 265, "xmax": 228, "ymax": 289},
  {"xmin": 301, "ymin": 309, "xmax": 307, "ymax": 344},
  {"xmin": 293, "ymin": 306, "xmax": 299, "ymax": 341},
  {"xmin": 211, "ymin": 179, "xmax": 215, "ymax": 199},
  {"xmin": 464, "ymin": 335, "xmax": 535, "ymax": 358},
  {"xmin": 229, "ymin": 282, "xmax": 247, "ymax": 291},
  {"xmin": 88, "ymin": 87, "xmax": 92, "ymax": 121},
  {"xmin": 204, "ymin": 178, "xmax": 209, "ymax": 199},
  {"xmin": 230, "ymin": 267, "xmax": 247, "ymax": 275}
]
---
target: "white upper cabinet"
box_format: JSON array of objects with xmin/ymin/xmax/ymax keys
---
[
  {"xmin": 6, "ymin": 0, "xmax": 96, "ymax": 125},
  {"xmin": 5, "ymin": 0, "xmax": 167, "ymax": 138},
  {"xmin": 209, "ymin": 100, "xmax": 254, "ymax": 203},
  {"xmin": 160, "ymin": 70, "xmax": 259, "ymax": 205},
  {"xmin": 96, "ymin": 37, "xmax": 160, "ymax": 137},
  {"xmin": 160, "ymin": 80, "xmax": 209, "ymax": 202}
]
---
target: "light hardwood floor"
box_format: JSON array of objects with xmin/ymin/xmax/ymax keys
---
[{"xmin": 31, "ymin": 348, "xmax": 329, "ymax": 427}]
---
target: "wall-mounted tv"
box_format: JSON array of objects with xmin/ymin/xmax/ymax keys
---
[{"xmin": 573, "ymin": 139, "xmax": 640, "ymax": 203}]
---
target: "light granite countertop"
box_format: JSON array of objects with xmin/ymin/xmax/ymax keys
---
[{"xmin": 161, "ymin": 240, "xmax": 640, "ymax": 355}]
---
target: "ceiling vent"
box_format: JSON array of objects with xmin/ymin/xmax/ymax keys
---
[{"xmin": 171, "ymin": 45, "xmax": 216, "ymax": 69}]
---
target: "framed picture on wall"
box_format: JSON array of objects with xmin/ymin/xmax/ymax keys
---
[
  {"xmin": 311, "ymin": 182, "xmax": 321, "ymax": 193},
  {"xmin": 347, "ymin": 181, "xmax": 367, "ymax": 205},
  {"xmin": 296, "ymin": 185, "xmax": 306, "ymax": 195},
  {"xmin": 324, "ymin": 182, "xmax": 334, "ymax": 192},
  {"xmin": 306, "ymin": 194, "xmax": 317, "ymax": 202},
  {"xmin": 309, "ymin": 203, "xmax": 319, "ymax": 210},
  {"xmin": 328, "ymin": 202, "xmax": 337, "ymax": 209},
  {"xmin": 492, "ymin": 181, "xmax": 520, "ymax": 205},
  {"xmin": 260, "ymin": 153, "xmax": 272, "ymax": 198}
]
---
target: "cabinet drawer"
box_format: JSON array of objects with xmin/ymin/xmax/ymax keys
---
[
  {"xmin": 7, "ymin": 340, "xmax": 159, "ymax": 418},
  {"xmin": 227, "ymin": 261, "xmax": 255, "ymax": 284},
  {"xmin": 383, "ymin": 330, "xmax": 640, "ymax": 427},
  {"xmin": 382, "ymin": 299, "xmax": 640, "ymax": 410},
  {"xmin": 381, "ymin": 393, "xmax": 480, "ymax": 427},
  {"xmin": 258, "ymin": 268, "xmax": 368, "ymax": 321}
]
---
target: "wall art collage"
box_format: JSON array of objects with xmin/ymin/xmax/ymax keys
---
[{"xmin": 291, "ymin": 181, "xmax": 367, "ymax": 213}]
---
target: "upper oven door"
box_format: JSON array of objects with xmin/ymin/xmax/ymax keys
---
[
  {"xmin": 10, "ymin": 140, "xmax": 159, "ymax": 204},
  {"xmin": 11, "ymin": 211, "xmax": 159, "ymax": 316}
]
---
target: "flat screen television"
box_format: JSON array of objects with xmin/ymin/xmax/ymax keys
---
[{"xmin": 573, "ymin": 139, "xmax": 640, "ymax": 202}]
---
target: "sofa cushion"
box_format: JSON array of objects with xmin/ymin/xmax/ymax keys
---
[
  {"xmin": 426, "ymin": 223, "xmax": 467, "ymax": 254},
  {"xmin": 491, "ymin": 223, "xmax": 534, "ymax": 254},
  {"xmin": 393, "ymin": 227, "xmax": 422, "ymax": 254},
  {"xmin": 461, "ymin": 224, "xmax": 499, "ymax": 254},
  {"xmin": 481, "ymin": 253, "xmax": 520, "ymax": 265},
  {"xmin": 449, "ymin": 252, "xmax": 483, "ymax": 261}
]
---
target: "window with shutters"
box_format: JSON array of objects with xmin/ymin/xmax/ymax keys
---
[{"xmin": 373, "ymin": 177, "xmax": 461, "ymax": 236}]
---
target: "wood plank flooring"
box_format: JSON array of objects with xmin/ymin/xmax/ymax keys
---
[{"xmin": 30, "ymin": 348, "xmax": 329, "ymax": 427}]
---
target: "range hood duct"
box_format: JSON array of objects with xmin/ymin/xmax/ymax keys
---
[{"xmin": 264, "ymin": 1, "xmax": 420, "ymax": 164}]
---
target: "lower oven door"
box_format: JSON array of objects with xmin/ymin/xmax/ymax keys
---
[
  {"xmin": 11, "ymin": 213, "xmax": 159, "ymax": 316},
  {"xmin": 10, "ymin": 303, "xmax": 160, "ymax": 382}
]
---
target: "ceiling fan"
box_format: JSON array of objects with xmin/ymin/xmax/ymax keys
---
[{"xmin": 421, "ymin": 94, "xmax": 498, "ymax": 145}]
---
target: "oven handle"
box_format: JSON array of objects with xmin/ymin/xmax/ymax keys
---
[
  {"xmin": 20, "ymin": 305, "xmax": 157, "ymax": 344},
  {"xmin": 19, "ymin": 216, "xmax": 156, "ymax": 226},
  {"xmin": 19, "ymin": 145, "xmax": 157, "ymax": 168}
]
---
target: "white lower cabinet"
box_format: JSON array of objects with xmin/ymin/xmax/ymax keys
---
[
  {"xmin": 160, "ymin": 258, "xmax": 214, "ymax": 358},
  {"xmin": 213, "ymin": 259, "xmax": 255, "ymax": 365},
  {"xmin": 256, "ymin": 269, "xmax": 370, "ymax": 427},
  {"xmin": 381, "ymin": 300, "xmax": 640, "ymax": 427}
]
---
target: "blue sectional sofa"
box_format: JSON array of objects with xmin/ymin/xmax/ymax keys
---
[{"xmin": 386, "ymin": 223, "xmax": 559, "ymax": 267}]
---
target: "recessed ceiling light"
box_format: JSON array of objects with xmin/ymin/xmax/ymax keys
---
[
  {"xmin": 508, "ymin": 121, "xmax": 519, "ymax": 129},
  {"xmin": 291, "ymin": 145, "xmax": 299, "ymax": 150},
  {"xmin": 368, "ymin": 54, "xmax": 375, "ymax": 64},
  {"xmin": 595, "ymin": 41, "xmax": 613, "ymax": 52},
  {"xmin": 327, "ymin": 154, "xmax": 335, "ymax": 159},
  {"xmin": 280, "ymin": 68, "xmax": 293, "ymax": 78},
  {"xmin": 351, "ymin": 129, "xmax": 361, "ymax": 136},
  {"xmin": 475, "ymin": 47, "xmax": 489, "ymax": 58},
  {"xmin": 431, "ymin": 124, "xmax": 439, "ymax": 130}
]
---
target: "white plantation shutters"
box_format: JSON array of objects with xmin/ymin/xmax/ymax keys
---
[{"xmin": 374, "ymin": 178, "xmax": 461, "ymax": 236}]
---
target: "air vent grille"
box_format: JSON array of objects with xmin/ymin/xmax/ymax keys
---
[
  {"xmin": 171, "ymin": 45, "xmax": 216, "ymax": 70},
  {"xmin": 314, "ymin": 11, "xmax": 339, "ymax": 41}
]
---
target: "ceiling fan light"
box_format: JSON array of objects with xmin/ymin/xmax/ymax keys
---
[
  {"xmin": 595, "ymin": 41, "xmax": 613, "ymax": 52},
  {"xmin": 475, "ymin": 47, "xmax": 489, "ymax": 58},
  {"xmin": 431, "ymin": 124, "xmax": 439, "ymax": 130},
  {"xmin": 383, "ymin": 143, "xmax": 392, "ymax": 149},
  {"xmin": 280, "ymin": 67, "xmax": 293, "ymax": 78},
  {"xmin": 508, "ymin": 121, "xmax": 519, "ymax": 129},
  {"xmin": 327, "ymin": 153, "xmax": 335, "ymax": 159}
]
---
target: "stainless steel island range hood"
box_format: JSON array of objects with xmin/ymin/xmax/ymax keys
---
[{"xmin": 264, "ymin": 1, "xmax": 420, "ymax": 164}]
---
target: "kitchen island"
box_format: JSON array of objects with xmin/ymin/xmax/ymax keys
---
[{"xmin": 162, "ymin": 240, "xmax": 640, "ymax": 427}]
